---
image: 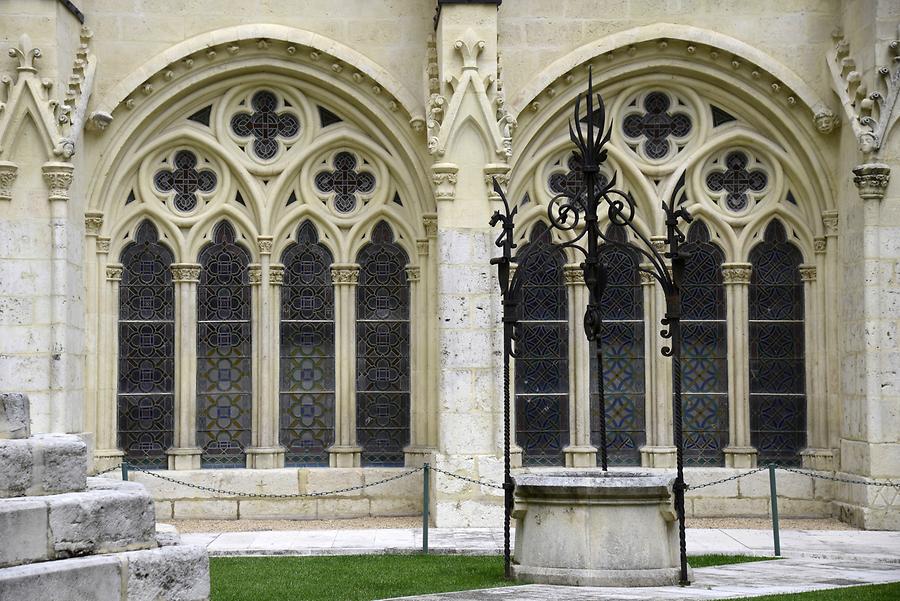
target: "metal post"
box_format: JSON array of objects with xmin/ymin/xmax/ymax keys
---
[
  {"xmin": 422, "ymin": 463, "xmax": 430, "ymax": 554},
  {"xmin": 121, "ymin": 462, "xmax": 129, "ymax": 481},
  {"xmin": 769, "ymin": 465, "xmax": 781, "ymax": 557}
]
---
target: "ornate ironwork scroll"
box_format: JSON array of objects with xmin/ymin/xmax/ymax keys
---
[{"xmin": 117, "ymin": 220, "xmax": 175, "ymax": 468}]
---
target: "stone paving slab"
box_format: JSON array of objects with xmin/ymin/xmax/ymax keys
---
[{"xmin": 380, "ymin": 559, "xmax": 900, "ymax": 600}]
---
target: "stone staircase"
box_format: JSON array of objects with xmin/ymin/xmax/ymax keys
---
[{"xmin": 0, "ymin": 393, "xmax": 210, "ymax": 600}]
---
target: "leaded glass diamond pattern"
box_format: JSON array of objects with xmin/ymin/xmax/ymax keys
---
[
  {"xmin": 153, "ymin": 150, "xmax": 217, "ymax": 212},
  {"xmin": 230, "ymin": 90, "xmax": 301, "ymax": 160},
  {"xmin": 750, "ymin": 221, "xmax": 806, "ymax": 465},
  {"xmin": 622, "ymin": 92, "xmax": 692, "ymax": 159},
  {"xmin": 280, "ymin": 222, "xmax": 335, "ymax": 466},
  {"xmin": 356, "ymin": 222, "xmax": 410, "ymax": 466},
  {"xmin": 315, "ymin": 152, "xmax": 376, "ymax": 213},
  {"xmin": 117, "ymin": 221, "xmax": 174, "ymax": 468},
  {"xmin": 197, "ymin": 222, "xmax": 251, "ymax": 467},
  {"xmin": 515, "ymin": 224, "xmax": 569, "ymax": 466}
]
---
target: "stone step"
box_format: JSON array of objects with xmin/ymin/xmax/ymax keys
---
[
  {"xmin": 0, "ymin": 393, "xmax": 30, "ymax": 439},
  {"xmin": 0, "ymin": 478, "xmax": 157, "ymax": 569},
  {"xmin": 0, "ymin": 543, "xmax": 209, "ymax": 601},
  {"xmin": 0, "ymin": 434, "xmax": 87, "ymax": 497}
]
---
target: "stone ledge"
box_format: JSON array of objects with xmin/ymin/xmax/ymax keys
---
[{"xmin": 0, "ymin": 434, "xmax": 87, "ymax": 497}]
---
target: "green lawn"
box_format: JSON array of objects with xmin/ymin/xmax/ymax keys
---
[{"xmin": 209, "ymin": 554, "xmax": 895, "ymax": 601}]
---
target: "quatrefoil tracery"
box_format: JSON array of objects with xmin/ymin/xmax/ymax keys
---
[
  {"xmin": 621, "ymin": 91, "xmax": 693, "ymax": 161},
  {"xmin": 153, "ymin": 150, "xmax": 218, "ymax": 213},
  {"xmin": 314, "ymin": 151, "xmax": 377, "ymax": 214},
  {"xmin": 230, "ymin": 90, "xmax": 301, "ymax": 161},
  {"xmin": 704, "ymin": 150, "xmax": 769, "ymax": 212}
]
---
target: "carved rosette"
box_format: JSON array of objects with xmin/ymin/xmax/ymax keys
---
[
  {"xmin": 84, "ymin": 212, "xmax": 103, "ymax": 236},
  {"xmin": 405, "ymin": 266, "xmax": 421, "ymax": 282},
  {"xmin": 484, "ymin": 163, "xmax": 510, "ymax": 201},
  {"xmin": 171, "ymin": 263, "xmax": 201, "ymax": 282},
  {"xmin": 331, "ymin": 264, "xmax": 360, "ymax": 285},
  {"xmin": 423, "ymin": 214, "xmax": 438, "ymax": 239},
  {"xmin": 248, "ymin": 264, "xmax": 263, "ymax": 285},
  {"xmin": 269, "ymin": 264, "xmax": 285, "ymax": 286},
  {"xmin": 0, "ymin": 162, "xmax": 18, "ymax": 201},
  {"xmin": 852, "ymin": 163, "xmax": 891, "ymax": 202},
  {"xmin": 798, "ymin": 265, "xmax": 816, "ymax": 282},
  {"xmin": 96, "ymin": 237, "xmax": 111, "ymax": 254},
  {"xmin": 41, "ymin": 162, "xmax": 74, "ymax": 201},
  {"xmin": 562, "ymin": 264, "xmax": 584, "ymax": 286},
  {"xmin": 257, "ymin": 236, "xmax": 273, "ymax": 255},
  {"xmin": 821, "ymin": 210, "xmax": 839, "ymax": 237},
  {"xmin": 106, "ymin": 264, "xmax": 123, "ymax": 281},
  {"xmin": 814, "ymin": 237, "xmax": 827, "ymax": 254},
  {"xmin": 721, "ymin": 262, "xmax": 752, "ymax": 284},
  {"xmin": 431, "ymin": 163, "xmax": 458, "ymax": 201}
]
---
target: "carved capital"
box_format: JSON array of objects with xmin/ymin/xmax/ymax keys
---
[
  {"xmin": 416, "ymin": 239, "xmax": 430, "ymax": 256},
  {"xmin": 852, "ymin": 163, "xmax": 890, "ymax": 201},
  {"xmin": 269, "ymin": 264, "xmax": 285, "ymax": 285},
  {"xmin": 638, "ymin": 265, "xmax": 655, "ymax": 286},
  {"xmin": 331, "ymin": 264, "xmax": 360, "ymax": 285},
  {"xmin": 423, "ymin": 214, "xmax": 438, "ymax": 238},
  {"xmin": 171, "ymin": 263, "xmax": 201, "ymax": 282},
  {"xmin": 257, "ymin": 236, "xmax": 273, "ymax": 255},
  {"xmin": 248, "ymin": 264, "xmax": 263, "ymax": 285},
  {"xmin": 562, "ymin": 264, "xmax": 584, "ymax": 285},
  {"xmin": 41, "ymin": 162, "xmax": 74, "ymax": 201},
  {"xmin": 431, "ymin": 163, "xmax": 458, "ymax": 201},
  {"xmin": 799, "ymin": 264, "xmax": 817, "ymax": 282},
  {"xmin": 484, "ymin": 163, "xmax": 510, "ymax": 201},
  {"xmin": 814, "ymin": 237, "xmax": 827, "ymax": 254},
  {"xmin": 821, "ymin": 210, "xmax": 839, "ymax": 237},
  {"xmin": 0, "ymin": 161, "xmax": 18, "ymax": 201},
  {"xmin": 721, "ymin": 262, "xmax": 752, "ymax": 284},
  {"xmin": 106, "ymin": 264, "xmax": 123, "ymax": 281},
  {"xmin": 405, "ymin": 265, "xmax": 421, "ymax": 282},
  {"xmin": 96, "ymin": 236, "xmax": 110, "ymax": 254},
  {"xmin": 650, "ymin": 236, "xmax": 668, "ymax": 256},
  {"xmin": 84, "ymin": 211, "xmax": 103, "ymax": 236}
]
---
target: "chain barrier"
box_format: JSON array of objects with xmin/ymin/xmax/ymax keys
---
[
  {"xmin": 686, "ymin": 466, "xmax": 768, "ymax": 490},
  {"xmin": 687, "ymin": 464, "xmax": 900, "ymax": 491},
  {"xmin": 422, "ymin": 466, "xmax": 505, "ymax": 490}
]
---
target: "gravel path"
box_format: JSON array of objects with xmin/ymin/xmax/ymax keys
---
[{"xmin": 161, "ymin": 516, "xmax": 855, "ymax": 534}]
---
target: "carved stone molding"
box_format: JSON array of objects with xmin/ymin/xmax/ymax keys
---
[
  {"xmin": 270, "ymin": 264, "xmax": 284, "ymax": 286},
  {"xmin": 257, "ymin": 236, "xmax": 273, "ymax": 255},
  {"xmin": 484, "ymin": 163, "xmax": 510, "ymax": 201},
  {"xmin": 814, "ymin": 237, "xmax": 827, "ymax": 254},
  {"xmin": 8, "ymin": 33, "xmax": 41, "ymax": 73},
  {"xmin": 331, "ymin": 264, "xmax": 360, "ymax": 285},
  {"xmin": 423, "ymin": 215, "xmax": 438, "ymax": 238},
  {"xmin": 432, "ymin": 163, "xmax": 458, "ymax": 201},
  {"xmin": 248, "ymin": 264, "xmax": 263, "ymax": 285},
  {"xmin": 171, "ymin": 263, "xmax": 201, "ymax": 282},
  {"xmin": 562, "ymin": 264, "xmax": 584, "ymax": 285},
  {"xmin": 405, "ymin": 266, "xmax": 421, "ymax": 282},
  {"xmin": 721, "ymin": 262, "xmax": 752, "ymax": 284},
  {"xmin": 106, "ymin": 264, "xmax": 123, "ymax": 281},
  {"xmin": 821, "ymin": 210, "xmax": 839, "ymax": 237},
  {"xmin": 639, "ymin": 268, "xmax": 655, "ymax": 286},
  {"xmin": 84, "ymin": 211, "xmax": 103, "ymax": 236},
  {"xmin": 799, "ymin": 264, "xmax": 817, "ymax": 282},
  {"xmin": 96, "ymin": 237, "xmax": 110, "ymax": 254},
  {"xmin": 416, "ymin": 239, "xmax": 430, "ymax": 256},
  {"xmin": 852, "ymin": 163, "xmax": 891, "ymax": 202},
  {"xmin": 41, "ymin": 162, "xmax": 75, "ymax": 201},
  {"xmin": 0, "ymin": 161, "xmax": 18, "ymax": 201}
]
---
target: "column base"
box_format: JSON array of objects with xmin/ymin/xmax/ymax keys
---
[
  {"xmin": 724, "ymin": 446, "xmax": 758, "ymax": 468},
  {"xmin": 564, "ymin": 445, "xmax": 598, "ymax": 468},
  {"xmin": 510, "ymin": 444, "xmax": 523, "ymax": 469},
  {"xmin": 246, "ymin": 446, "xmax": 286, "ymax": 469},
  {"xmin": 641, "ymin": 446, "xmax": 677, "ymax": 468},
  {"xmin": 166, "ymin": 447, "xmax": 202, "ymax": 470},
  {"xmin": 93, "ymin": 448, "xmax": 124, "ymax": 474},
  {"xmin": 801, "ymin": 448, "xmax": 838, "ymax": 471},
  {"xmin": 328, "ymin": 445, "xmax": 362, "ymax": 467},
  {"xmin": 404, "ymin": 446, "xmax": 437, "ymax": 467}
]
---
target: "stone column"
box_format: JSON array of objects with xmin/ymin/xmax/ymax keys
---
[
  {"xmin": 797, "ymin": 264, "xmax": 829, "ymax": 467},
  {"xmin": 0, "ymin": 161, "xmax": 18, "ymax": 202},
  {"xmin": 83, "ymin": 212, "xmax": 103, "ymax": 461},
  {"xmin": 423, "ymin": 216, "xmax": 440, "ymax": 453},
  {"xmin": 643, "ymin": 243, "xmax": 676, "ymax": 468},
  {"xmin": 95, "ymin": 261, "xmax": 124, "ymax": 469},
  {"xmin": 637, "ymin": 267, "xmax": 665, "ymax": 465},
  {"xmin": 42, "ymin": 162, "xmax": 76, "ymax": 433},
  {"xmin": 167, "ymin": 263, "xmax": 202, "ymax": 470},
  {"xmin": 721, "ymin": 262, "xmax": 756, "ymax": 468},
  {"xmin": 329, "ymin": 264, "xmax": 362, "ymax": 467},
  {"xmin": 821, "ymin": 210, "xmax": 841, "ymax": 466},
  {"xmin": 562, "ymin": 264, "xmax": 596, "ymax": 467}
]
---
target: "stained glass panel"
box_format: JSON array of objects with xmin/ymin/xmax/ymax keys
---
[
  {"xmin": 197, "ymin": 222, "xmax": 252, "ymax": 468},
  {"xmin": 280, "ymin": 222, "xmax": 335, "ymax": 466},
  {"xmin": 356, "ymin": 222, "xmax": 410, "ymax": 466},
  {"xmin": 622, "ymin": 91, "xmax": 692, "ymax": 159},
  {"xmin": 590, "ymin": 226, "xmax": 644, "ymax": 466},
  {"xmin": 749, "ymin": 221, "xmax": 806, "ymax": 465},
  {"xmin": 117, "ymin": 221, "xmax": 175, "ymax": 468},
  {"xmin": 515, "ymin": 223, "xmax": 569, "ymax": 466},
  {"xmin": 680, "ymin": 222, "xmax": 728, "ymax": 466}
]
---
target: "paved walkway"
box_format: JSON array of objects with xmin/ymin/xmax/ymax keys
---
[{"xmin": 181, "ymin": 527, "xmax": 900, "ymax": 600}]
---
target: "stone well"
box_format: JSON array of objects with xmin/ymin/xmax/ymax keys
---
[{"xmin": 511, "ymin": 470, "xmax": 688, "ymax": 587}]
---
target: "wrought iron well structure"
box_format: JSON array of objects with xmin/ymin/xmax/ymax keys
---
[{"xmin": 490, "ymin": 69, "xmax": 693, "ymax": 584}]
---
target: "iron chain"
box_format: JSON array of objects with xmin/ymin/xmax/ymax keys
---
[
  {"xmin": 429, "ymin": 466, "xmax": 505, "ymax": 490},
  {"xmin": 686, "ymin": 466, "xmax": 767, "ymax": 490},
  {"xmin": 773, "ymin": 464, "xmax": 900, "ymax": 489}
]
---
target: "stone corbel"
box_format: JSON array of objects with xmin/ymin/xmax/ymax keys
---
[
  {"xmin": 852, "ymin": 163, "xmax": 891, "ymax": 201},
  {"xmin": 0, "ymin": 161, "xmax": 17, "ymax": 201},
  {"xmin": 483, "ymin": 163, "xmax": 510, "ymax": 201},
  {"xmin": 432, "ymin": 163, "xmax": 459, "ymax": 201}
]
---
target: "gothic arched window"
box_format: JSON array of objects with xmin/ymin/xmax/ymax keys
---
[
  {"xmin": 356, "ymin": 221, "xmax": 410, "ymax": 466},
  {"xmin": 749, "ymin": 220, "xmax": 806, "ymax": 465},
  {"xmin": 197, "ymin": 222, "xmax": 252, "ymax": 467},
  {"xmin": 591, "ymin": 225, "xmax": 645, "ymax": 465},
  {"xmin": 515, "ymin": 223, "xmax": 569, "ymax": 466},
  {"xmin": 280, "ymin": 222, "xmax": 335, "ymax": 466},
  {"xmin": 117, "ymin": 221, "xmax": 175, "ymax": 468},
  {"xmin": 681, "ymin": 221, "xmax": 728, "ymax": 466}
]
